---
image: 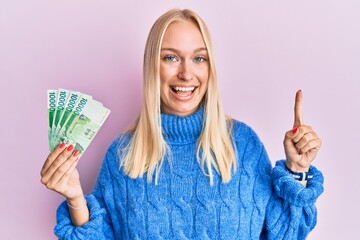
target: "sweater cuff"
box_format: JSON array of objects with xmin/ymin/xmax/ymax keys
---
[
  {"xmin": 272, "ymin": 160, "xmax": 324, "ymax": 207},
  {"xmin": 54, "ymin": 195, "xmax": 106, "ymax": 239}
]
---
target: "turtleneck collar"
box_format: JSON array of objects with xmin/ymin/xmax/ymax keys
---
[{"xmin": 161, "ymin": 107, "xmax": 204, "ymax": 145}]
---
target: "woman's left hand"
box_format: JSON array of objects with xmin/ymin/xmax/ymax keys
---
[{"xmin": 283, "ymin": 90, "xmax": 322, "ymax": 172}]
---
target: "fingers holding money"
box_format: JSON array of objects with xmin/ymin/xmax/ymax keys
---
[
  {"xmin": 41, "ymin": 143, "xmax": 80, "ymax": 193},
  {"xmin": 46, "ymin": 155, "xmax": 80, "ymax": 195},
  {"xmin": 41, "ymin": 142, "xmax": 66, "ymax": 176}
]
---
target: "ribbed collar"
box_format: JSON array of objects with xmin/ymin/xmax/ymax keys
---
[{"xmin": 161, "ymin": 107, "xmax": 204, "ymax": 145}]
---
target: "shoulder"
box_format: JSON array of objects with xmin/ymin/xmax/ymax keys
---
[
  {"xmin": 103, "ymin": 133, "xmax": 133, "ymax": 166},
  {"xmin": 230, "ymin": 119, "xmax": 270, "ymax": 170},
  {"xmin": 107, "ymin": 133, "xmax": 132, "ymax": 151},
  {"xmin": 231, "ymin": 119, "xmax": 263, "ymax": 146}
]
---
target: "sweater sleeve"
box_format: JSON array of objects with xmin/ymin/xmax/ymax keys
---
[
  {"xmin": 54, "ymin": 138, "xmax": 124, "ymax": 240},
  {"xmin": 263, "ymin": 159, "xmax": 324, "ymax": 240}
]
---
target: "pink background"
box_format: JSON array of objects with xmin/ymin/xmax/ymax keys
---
[{"xmin": 1, "ymin": 0, "xmax": 359, "ymax": 239}]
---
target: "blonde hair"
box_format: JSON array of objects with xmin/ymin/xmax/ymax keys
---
[{"xmin": 120, "ymin": 9, "xmax": 236, "ymax": 185}]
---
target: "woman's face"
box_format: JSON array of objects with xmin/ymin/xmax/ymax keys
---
[{"xmin": 160, "ymin": 20, "xmax": 209, "ymax": 117}]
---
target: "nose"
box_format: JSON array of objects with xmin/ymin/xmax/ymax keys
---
[{"xmin": 177, "ymin": 61, "xmax": 193, "ymax": 81}]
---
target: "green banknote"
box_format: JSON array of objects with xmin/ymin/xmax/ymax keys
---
[
  {"xmin": 53, "ymin": 90, "xmax": 81, "ymax": 148},
  {"xmin": 50, "ymin": 89, "xmax": 70, "ymax": 150},
  {"xmin": 61, "ymin": 100, "xmax": 110, "ymax": 154},
  {"xmin": 48, "ymin": 89, "xmax": 110, "ymax": 155},
  {"xmin": 51, "ymin": 93, "xmax": 93, "ymax": 151},
  {"xmin": 47, "ymin": 89, "xmax": 57, "ymax": 150}
]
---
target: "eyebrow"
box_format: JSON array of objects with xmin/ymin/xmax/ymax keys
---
[{"xmin": 161, "ymin": 47, "xmax": 208, "ymax": 54}]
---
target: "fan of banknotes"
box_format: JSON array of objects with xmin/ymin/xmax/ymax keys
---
[{"xmin": 47, "ymin": 89, "xmax": 111, "ymax": 154}]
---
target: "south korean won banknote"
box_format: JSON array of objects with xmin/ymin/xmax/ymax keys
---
[{"xmin": 47, "ymin": 89, "xmax": 111, "ymax": 155}]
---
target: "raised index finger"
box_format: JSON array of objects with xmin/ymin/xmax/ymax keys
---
[{"xmin": 293, "ymin": 89, "xmax": 303, "ymax": 128}]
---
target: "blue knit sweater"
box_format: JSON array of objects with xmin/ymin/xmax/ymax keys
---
[{"xmin": 54, "ymin": 108, "xmax": 324, "ymax": 239}]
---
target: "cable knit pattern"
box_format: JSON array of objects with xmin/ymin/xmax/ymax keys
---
[{"xmin": 54, "ymin": 108, "xmax": 324, "ymax": 239}]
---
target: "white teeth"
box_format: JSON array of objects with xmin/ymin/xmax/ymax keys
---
[{"xmin": 173, "ymin": 86, "xmax": 195, "ymax": 92}]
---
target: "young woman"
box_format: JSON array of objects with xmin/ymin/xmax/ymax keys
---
[{"xmin": 41, "ymin": 9, "xmax": 323, "ymax": 239}]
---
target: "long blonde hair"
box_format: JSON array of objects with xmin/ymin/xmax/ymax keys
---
[{"xmin": 120, "ymin": 9, "xmax": 236, "ymax": 185}]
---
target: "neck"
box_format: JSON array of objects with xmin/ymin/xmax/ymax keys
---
[{"xmin": 161, "ymin": 107, "xmax": 204, "ymax": 144}]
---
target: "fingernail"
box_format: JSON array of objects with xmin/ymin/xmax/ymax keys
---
[
  {"xmin": 67, "ymin": 145, "xmax": 74, "ymax": 152},
  {"xmin": 73, "ymin": 150, "xmax": 80, "ymax": 157},
  {"xmin": 59, "ymin": 143, "xmax": 65, "ymax": 149},
  {"xmin": 292, "ymin": 128, "xmax": 298, "ymax": 134}
]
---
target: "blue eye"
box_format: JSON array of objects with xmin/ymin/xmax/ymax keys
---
[
  {"xmin": 164, "ymin": 56, "xmax": 177, "ymax": 62},
  {"xmin": 194, "ymin": 57, "xmax": 206, "ymax": 63}
]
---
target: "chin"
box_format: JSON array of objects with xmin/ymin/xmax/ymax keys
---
[{"xmin": 173, "ymin": 104, "xmax": 200, "ymax": 116}]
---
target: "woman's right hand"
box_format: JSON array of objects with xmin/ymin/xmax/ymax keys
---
[{"xmin": 40, "ymin": 143, "xmax": 83, "ymax": 200}]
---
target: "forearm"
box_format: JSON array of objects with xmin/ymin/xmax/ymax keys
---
[{"xmin": 67, "ymin": 196, "xmax": 90, "ymax": 226}]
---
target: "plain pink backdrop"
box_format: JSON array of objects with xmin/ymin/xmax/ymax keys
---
[{"xmin": 1, "ymin": 1, "xmax": 359, "ymax": 239}]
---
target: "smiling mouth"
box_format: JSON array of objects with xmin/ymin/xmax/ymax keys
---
[{"xmin": 170, "ymin": 86, "xmax": 198, "ymax": 95}]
